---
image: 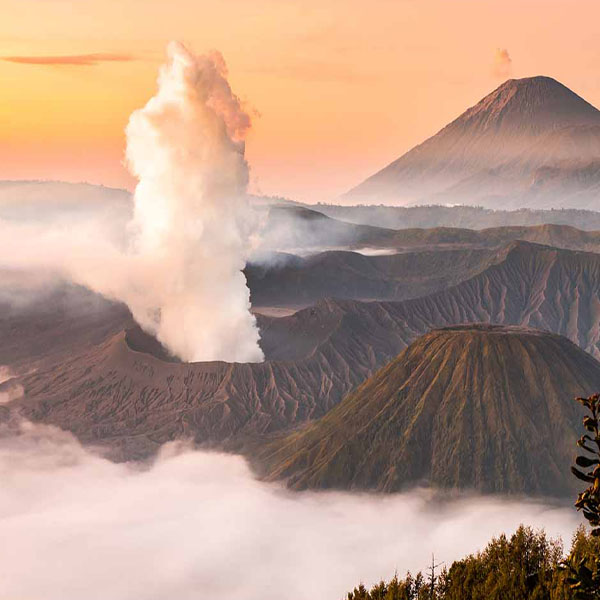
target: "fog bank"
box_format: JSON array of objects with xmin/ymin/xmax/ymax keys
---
[{"xmin": 0, "ymin": 420, "xmax": 580, "ymax": 600}]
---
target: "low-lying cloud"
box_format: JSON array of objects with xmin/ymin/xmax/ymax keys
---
[{"xmin": 0, "ymin": 419, "xmax": 581, "ymax": 600}]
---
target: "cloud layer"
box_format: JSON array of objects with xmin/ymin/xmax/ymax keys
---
[{"xmin": 0, "ymin": 419, "xmax": 581, "ymax": 600}]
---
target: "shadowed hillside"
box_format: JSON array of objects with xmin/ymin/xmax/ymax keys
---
[
  {"xmin": 249, "ymin": 224, "xmax": 600, "ymax": 308},
  {"xmin": 247, "ymin": 247, "xmax": 496, "ymax": 307},
  {"xmin": 260, "ymin": 241, "xmax": 600, "ymax": 362}
]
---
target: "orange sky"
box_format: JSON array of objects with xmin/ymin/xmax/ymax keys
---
[{"xmin": 2, "ymin": 0, "xmax": 600, "ymax": 202}]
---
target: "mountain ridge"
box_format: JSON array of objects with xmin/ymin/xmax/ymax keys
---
[
  {"xmin": 8, "ymin": 240, "xmax": 600, "ymax": 460},
  {"xmin": 248, "ymin": 222, "xmax": 600, "ymax": 309}
]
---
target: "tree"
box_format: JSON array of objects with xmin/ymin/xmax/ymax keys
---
[
  {"xmin": 563, "ymin": 393, "xmax": 600, "ymax": 598},
  {"xmin": 426, "ymin": 554, "xmax": 444, "ymax": 600},
  {"xmin": 571, "ymin": 394, "xmax": 600, "ymax": 537}
]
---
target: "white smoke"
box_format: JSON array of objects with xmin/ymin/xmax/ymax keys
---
[
  {"xmin": 0, "ymin": 382, "xmax": 24, "ymax": 404},
  {"xmin": 0, "ymin": 366, "xmax": 13, "ymax": 385},
  {"xmin": 105, "ymin": 43, "xmax": 262, "ymax": 361},
  {"xmin": 0, "ymin": 419, "xmax": 581, "ymax": 600},
  {"xmin": 122, "ymin": 42, "xmax": 263, "ymax": 362}
]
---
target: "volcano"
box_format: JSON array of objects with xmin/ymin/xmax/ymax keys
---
[
  {"xmin": 9, "ymin": 241, "xmax": 600, "ymax": 463},
  {"xmin": 346, "ymin": 76, "xmax": 600, "ymax": 210},
  {"xmin": 257, "ymin": 325, "xmax": 600, "ymax": 496}
]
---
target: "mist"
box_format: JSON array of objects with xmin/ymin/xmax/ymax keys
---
[
  {"xmin": 0, "ymin": 383, "xmax": 23, "ymax": 405},
  {"xmin": 0, "ymin": 419, "xmax": 580, "ymax": 600}
]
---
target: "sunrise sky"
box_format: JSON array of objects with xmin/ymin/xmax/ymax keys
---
[{"xmin": 2, "ymin": 0, "xmax": 600, "ymax": 202}]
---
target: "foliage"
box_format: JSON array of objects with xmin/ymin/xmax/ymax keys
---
[
  {"xmin": 345, "ymin": 526, "xmax": 600, "ymax": 600},
  {"xmin": 346, "ymin": 571, "xmax": 427, "ymax": 600},
  {"xmin": 571, "ymin": 394, "xmax": 600, "ymax": 537},
  {"xmin": 563, "ymin": 394, "xmax": 600, "ymax": 598},
  {"xmin": 563, "ymin": 526, "xmax": 600, "ymax": 599}
]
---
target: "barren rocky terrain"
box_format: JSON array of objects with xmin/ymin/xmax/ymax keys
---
[{"xmin": 5, "ymin": 239, "xmax": 600, "ymax": 469}]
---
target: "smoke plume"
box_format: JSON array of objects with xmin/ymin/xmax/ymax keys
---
[
  {"xmin": 0, "ymin": 367, "xmax": 24, "ymax": 405},
  {"xmin": 492, "ymin": 48, "xmax": 513, "ymax": 79},
  {"xmin": 0, "ymin": 382, "xmax": 24, "ymax": 405},
  {"xmin": 121, "ymin": 42, "xmax": 263, "ymax": 362}
]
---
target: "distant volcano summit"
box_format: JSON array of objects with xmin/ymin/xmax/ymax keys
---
[{"xmin": 346, "ymin": 76, "xmax": 600, "ymax": 210}]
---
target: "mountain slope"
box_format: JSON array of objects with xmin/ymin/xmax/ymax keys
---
[
  {"xmin": 346, "ymin": 76, "xmax": 600, "ymax": 209},
  {"xmin": 258, "ymin": 325, "xmax": 596, "ymax": 496},
  {"xmin": 248, "ymin": 224, "xmax": 600, "ymax": 309},
  {"xmin": 9, "ymin": 241, "xmax": 600, "ymax": 458},
  {"xmin": 260, "ymin": 241, "xmax": 600, "ymax": 362},
  {"xmin": 247, "ymin": 248, "xmax": 496, "ymax": 308}
]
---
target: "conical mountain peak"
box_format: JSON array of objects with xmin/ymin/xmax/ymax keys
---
[
  {"xmin": 451, "ymin": 75, "xmax": 600, "ymax": 135},
  {"xmin": 259, "ymin": 325, "xmax": 600, "ymax": 496},
  {"xmin": 346, "ymin": 76, "xmax": 600, "ymax": 209}
]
